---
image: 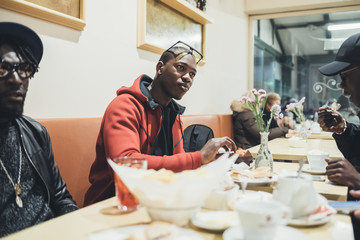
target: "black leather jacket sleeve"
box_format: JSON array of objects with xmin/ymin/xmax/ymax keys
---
[
  {"xmin": 333, "ymin": 122, "xmax": 360, "ymax": 171},
  {"xmin": 16, "ymin": 116, "xmax": 79, "ymax": 216}
]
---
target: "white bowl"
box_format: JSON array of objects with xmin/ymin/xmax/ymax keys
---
[{"xmin": 144, "ymin": 205, "xmax": 200, "ymax": 226}]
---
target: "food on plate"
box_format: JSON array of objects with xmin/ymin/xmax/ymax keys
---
[
  {"xmin": 125, "ymin": 221, "xmax": 176, "ymax": 240},
  {"xmin": 142, "ymin": 169, "xmax": 177, "ymax": 183},
  {"xmin": 235, "ymin": 148, "xmax": 253, "ymax": 165},
  {"xmin": 142, "ymin": 167, "xmax": 208, "ymax": 184},
  {"xmin": 231, "ymin": 166, "xmax": 272, "ymax": 179}
]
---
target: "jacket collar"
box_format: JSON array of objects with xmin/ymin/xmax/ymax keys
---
[{"xmin": 139, "ymin": 75, "xmax": 186, "ymax": 114}]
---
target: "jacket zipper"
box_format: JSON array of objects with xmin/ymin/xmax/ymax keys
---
[{"xmin": 20, "ymin": 133, "xmax": 51, "ymax": 205}]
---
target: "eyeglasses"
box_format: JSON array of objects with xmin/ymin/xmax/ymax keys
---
[
  {"xmin": 165, "ymin": 41, "xmax": 203, "ymax": 64},
  {"xmin": 340, "ymin": 65, "xmax": 360, "ymax": 81},
  {"xmin": 0, "ymin": 59, "xmax": 37, "ymax": 79}
]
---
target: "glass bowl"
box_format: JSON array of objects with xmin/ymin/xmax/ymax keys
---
[{"xmin": 144, "ymin": 205, "xmax": 200, "ymax": 226}]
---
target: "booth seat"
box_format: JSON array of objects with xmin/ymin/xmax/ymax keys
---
[{"xmin": 37, "ymin": 114, "xmax": 234, "ymax": 207}]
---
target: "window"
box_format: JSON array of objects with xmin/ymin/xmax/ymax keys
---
[{"xmin": 251, "ymin": 9, "xmax": 360, "ymax": 118}]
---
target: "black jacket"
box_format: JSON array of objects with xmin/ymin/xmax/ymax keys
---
[
  {"xmin": 232, "ymin": 110, "xmax": 288, "ymax": 149},
  {"xmin": 333, "ymin": 122, "xmax": 360, "ymax": 171},
  {"xmin": 16, "ymin": 116, "xmax": 78, "ymax": 216}
]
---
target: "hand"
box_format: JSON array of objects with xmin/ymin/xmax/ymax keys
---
[
  {"xmin": 351, "ymin": 209, "xmax": 360, "ymax": 220},
  {"xmin": 326, "ymin": 158, "xmax": 360, "ymax": 188},
  {"xmin": 350, "ymin": 189, "xmax": 360, "ymax": 198},
  {"xmin": 349, "ymin": 190, "xmax": 360, "ymax": 220},
  {"xmin": 317, "ymin": 106, "xmax": 345, "ymax": 133},
  {"xmin": 277, "ymin": 116, "xmax": 292, "ymax": 129},
  {"xmin": 200, "ymin": 137, "xmax": 237, "ymax": 165}
]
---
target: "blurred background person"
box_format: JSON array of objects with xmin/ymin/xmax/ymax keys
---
[
  {"xmin": 231, "ymin": 91, "xmax": 290, "ymax": 149},
  {"xmin": 263, "ymin": 93, "xmax": 293, "ymax": 130}
]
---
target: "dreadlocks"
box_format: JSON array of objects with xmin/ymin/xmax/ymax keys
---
[{"xmin": 0, "ymin": 36, "xmax": 39, "ymax": 75}]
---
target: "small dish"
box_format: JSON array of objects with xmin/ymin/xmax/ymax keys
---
[
  {"xmin": 301, "ymin": 164, "xmax": 326, "ymax": 175},
  {"xmin": 88, "ymin": 224, "xmax": 205, "ymax": 240},
  {"xmin": 288, "ymin": 215, "xmax": 331, "ymax": 227},
  {"xmin": 191, "ymin": 211, "xmax": 239, "ymax": 231},
  {"xmin": 223, "ymin": 225, "xmax": 309, "ymax": 240},
  {"xmin": 288, "ymin": 194, "xmax": 336, "ymax": 227},
  {"xmin": 233, "ymin": 174, "xmax": 278, "ymax": 186}
]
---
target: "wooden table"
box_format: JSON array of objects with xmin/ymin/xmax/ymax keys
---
[
  {"xmin": 248, "ymin": 138, "xmax": 344, "ymax": 161},
  {"xmin": 3, "ymin": 196, "xmax": 351, "ymax": 240},
  {"xmin": 245, "ymin": 162, "xmax": 348, "ymax": 201},
  {"xmin": 286, "ymin": 132, "xmax": 334, "ymax": 140}
]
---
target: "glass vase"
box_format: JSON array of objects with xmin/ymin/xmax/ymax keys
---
[
  {"xmin": 298, "ymin": 121, "xmax": 308, "ymax": 139},
  {"xmin": 255, "ymin": 132, "xmax": 273, "ymax": 172}
]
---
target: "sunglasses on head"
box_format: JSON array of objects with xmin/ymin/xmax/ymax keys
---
[{"xmin": 165, "ymin": 41, "xmax": 203, "ymax": 64}]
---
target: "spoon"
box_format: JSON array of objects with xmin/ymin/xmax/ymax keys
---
[{"xmin": 297, "ymin": 159, "xmax": 305, "ymax": 178}]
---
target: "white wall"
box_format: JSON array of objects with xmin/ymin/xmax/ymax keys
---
[{"xmin": 0, "ymin": 0, "xmax": 248, "ymax": 118}]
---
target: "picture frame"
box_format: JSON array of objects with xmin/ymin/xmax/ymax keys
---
[
  {"xmin": 137, "ymin": 0, "xmax": 213, "ymax": 65},
  {"xmin": 0, "ymin": 0, "xmax": 86, "ymax": 31}
]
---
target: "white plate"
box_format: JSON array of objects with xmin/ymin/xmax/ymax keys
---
[
  {"xmin": 288, "ymin": 215, "xmax": 331, "ymax": 227},
  {"xmin": 223, "ymin": 225, "xmax": 309, "ymax": 240},
  {"xmin": 233, "ymin": 174, "xmax": 278, "ymax": 186},
  {"xmin": 191, "ymin": 211, "xmax": 239, "ymax": 231},
  {"xmin": 301, "ymin": 164, "xmax": 326, "ymax": 175},
  {"xmin": 88, "ymin": 224, "xmax": 204, "ymax": 240}
]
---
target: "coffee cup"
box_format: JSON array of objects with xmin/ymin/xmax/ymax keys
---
[
  {"xmin": 273, "ymin": 172, "xmax": 317, "ymax": 218},
  {"xmin": 307, "ymin": 150, "xmax": 329, "ymax": 171},
  {"xmin": 235, "ymin": 199, "xmax": 291, "ymax": 240}
]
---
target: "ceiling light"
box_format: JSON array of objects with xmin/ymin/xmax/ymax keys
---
[{"xmin": 328, "ymin": 23, "xmax": 360, "ymax": 31}]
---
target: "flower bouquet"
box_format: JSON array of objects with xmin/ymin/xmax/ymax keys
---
[
  {"xmin": 239, "ymin": 89, "xmax": 283, "ymax": 133},
  {"xmin": 238, "ymin": 89, "xmax": 283, "ymax": 172},
  {"xmin": 286, "ymin": 97, "xmax": 306, "ymax": 138}
]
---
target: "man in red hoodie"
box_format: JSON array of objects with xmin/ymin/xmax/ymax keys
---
[{"xmin": 84, "ymin": 41, "xmax": 236, "ymax": 206}]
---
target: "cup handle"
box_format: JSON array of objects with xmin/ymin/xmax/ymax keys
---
[{"xmin": 280, "ymin": 205, "xmax": 292, "ymax": 225}]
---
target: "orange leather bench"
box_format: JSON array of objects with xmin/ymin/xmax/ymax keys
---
[{"xmin": 37, "ymin": 114, "xmax": 234, "ymax": 208}]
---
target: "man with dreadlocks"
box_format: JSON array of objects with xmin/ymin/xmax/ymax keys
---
[
  {"xmin": 0, "ymin": 22, "xmax": 78, "ymax": 237},
  {"xmin": 84, "ymin": 41, "xmax": 236, "ymax": 206}
]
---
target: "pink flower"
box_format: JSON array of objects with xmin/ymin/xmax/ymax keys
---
[
  {"xmin": 258, "ymin": 89, "xmax": 266, "ymax": 94},
  {"xmin": 259, "ymin": 94, "xmax": 266, "ymax": 100}
]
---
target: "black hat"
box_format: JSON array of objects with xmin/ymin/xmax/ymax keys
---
[
  {"xmin": 0, "ymin": 22, "xmax": 43, "ymax": 64},
  {"xmin": 319, "ymin": 32, "xmax": 360, "ymax": 76}
]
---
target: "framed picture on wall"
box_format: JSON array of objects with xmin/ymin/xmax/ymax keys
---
[
  {"xmin": 137, "ymin": 0, "xmax": 213, "ymax": 65},
  {"xmin": 0, "ymin": 0, "xmax": 86, "ymax": 31}
]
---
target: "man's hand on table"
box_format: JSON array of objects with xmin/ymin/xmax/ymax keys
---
[
  {"xmin": 350, "ymin": 190, "xmax": 360, "ymax": 220},
  {"xmin": 200, "ymin": 137, "xmax": 237, "ymax": 165},
  {"xmin": 317, "ymin": 106, "xmax": 346, "ymax": 133},
  {"xmin": 326, "ymin": 158, "xmax": 360, "ymax": 188}
]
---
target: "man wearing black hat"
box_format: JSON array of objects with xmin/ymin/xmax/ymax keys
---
[
  {"xmin": 317, "ymin": 32, "xmax": 360, "ymax": 240},
  {"xmin": 0, "ymin": 22, "xmax": 78, "ymax": 237},
  {"xmin": 317, "ymin": 33, "xmax": 360, "ymax": 189}
]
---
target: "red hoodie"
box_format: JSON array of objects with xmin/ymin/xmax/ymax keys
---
[{"xmin": 84, "ymin": 75, "xmax": 202, "ymax": 206}]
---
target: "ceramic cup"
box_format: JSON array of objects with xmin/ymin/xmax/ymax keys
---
[
  {"xmin": 273, "ymin": 172, "xmax": 318, "ymax": 218},
  {"xmin": 234, "ymin": 199, "xmax": 291, "ymax": 240},
  {"xmin": 307, "ymin": 150, "xmax": 329, "ymax": 171}
]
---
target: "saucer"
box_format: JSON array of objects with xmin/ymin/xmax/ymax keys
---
[
  {"xmin": 88, "ymin": 224, "xmax": 204, "ymax": 240},
  {"xmin": 301, "ymin": 164, "xmax": 326, "ymax": 175},
  {"xmin": 288, "ymin": 215, "xmax": 331, "ymax": 227},
  {"xmin": 233, "ymin": 174, "xmax": 278, "ymax": 186},
  {"xmin": 191, "ymin": 211, "xmax": 239, "ymax": 231},
  {"xmin": 223, "ymin": 225, "xmax": 309, "ymax": 240}
]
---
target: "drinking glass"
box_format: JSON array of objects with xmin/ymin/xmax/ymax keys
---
[{"xmin": 113, "ymin": 156, "xmax": 147, "ymax": 213}]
